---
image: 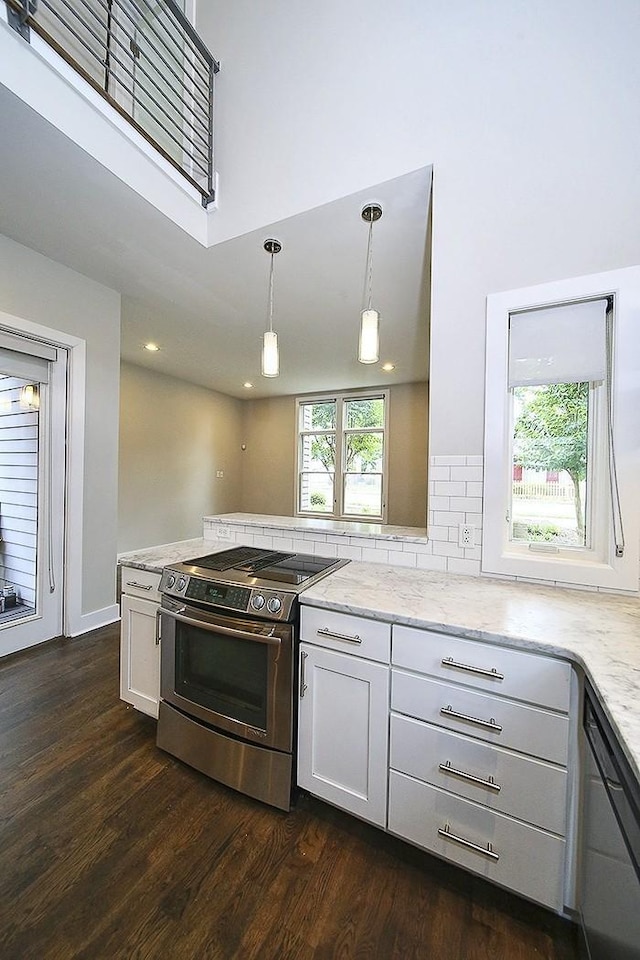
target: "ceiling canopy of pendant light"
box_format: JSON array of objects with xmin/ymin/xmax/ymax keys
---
[
  {"xmin": 359, "ymin": 203, "xmax": 382, "ymax": 364},
  {"xmin": 261, "ymin": 238, "xmax": 281, "ymax": 378}
]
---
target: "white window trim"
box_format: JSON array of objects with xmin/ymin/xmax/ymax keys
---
[
  {"xmin": 295, "ymin": 389, "xmax": 390, "ymax": 523},
  {"xmin": 483, "ymin": 266, "xmax": 640, "ymax": 591}
]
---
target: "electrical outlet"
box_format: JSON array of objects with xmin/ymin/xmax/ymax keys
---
[
  {"xmin": 458, "ymin": 523, "xmax": 476, "ymax": 548},
  {"xmin": 215, "ymin": 525, "xmax": 233, "ymax": 541}
]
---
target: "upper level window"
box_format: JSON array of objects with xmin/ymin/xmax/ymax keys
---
[
  {"xmin": 483, "ymin": 268, "xmax": 640, "ymax": 591},
  {"xmin": 296, "ymin": 391, "xmax": 388, "ymax": 522}
]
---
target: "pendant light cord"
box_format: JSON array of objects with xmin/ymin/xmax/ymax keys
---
[
  {"xmin": 365, "ymin": 218, "xmax": 374, "ymax": 311},
  {"xmin": 268, "ymin": 253, "xmax": 275, "ymax": 333}
]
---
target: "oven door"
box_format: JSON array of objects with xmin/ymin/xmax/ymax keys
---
[{"xmin": 159, "ymin": 597, "xmax": 294, "ymax": 753}]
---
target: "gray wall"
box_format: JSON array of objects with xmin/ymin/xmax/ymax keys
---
[
  {"xmin": 118, "ymin": 363, "xmax": 244, "ymax": 552},
  {"xmin": 0, "ymin": 233, "xmax": 121, "ymax": 622}
]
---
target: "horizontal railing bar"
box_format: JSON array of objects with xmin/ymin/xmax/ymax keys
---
[
  {"xmin": 117, "ymin": 0, "xmax": 211, "ymax": 90},
  {"xmin": 36, "ymin": 0, "xmax": 208, "ymax": 163},
  {"xmin": 7, "ymin": 0, "xmax": 216, "ymax": 200},
  {"xmin": 21, "ymin": 15, "xmax": 211, "ymax": 194},
  {"xmin": 108, "ymin": 8, "xmax": 211, "ymax": 131}
]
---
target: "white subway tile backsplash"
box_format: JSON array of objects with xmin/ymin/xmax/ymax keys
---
[
  {"xmin": 314, "ymin": 541, "xmax": 337, "ymax": 557},
  {"xmin": 271, "ymin": 536, "xmax": 294, "ymax": 552},
  {"xmin": 433, "ymin": 541, "xmax": 464, "ymax": 558},
  {"xmin": 449, "ymin": 497, "xmax": 484, "ymax": 513},
  {"xmin": 466, "ymin": 456, "xmax": 484, "ymax": 466},
  {"xmin": 363, "ymin": 547, "xmax": 389, "ymax": 564},
  {"xmin": 240, "ymin": 532, "xmax": 255, "ymax": 546},
  {"xmin": 429, "ymin": 496, "xmax": 451, "ymax": 512},
  {"xmin": 434, "ymin": 481, "xmax": 466, "ymax": 497},
  {"xmin": 336, "ymin": 544, "xmax": 362, "ymax": 561},
  {"xmin": 427, "ymin": 525, "xmax": 449, "ymax": 542},
  {"xmin": 429, "ymin": 465, "xmax": 451, "ymax": 481},
  {"xmin": 463, "ymin": 546, "xmax": 482, "ymax": 561},
  {"xmin": 385, "ymin": 540, "xmax": 405, "ymax": 552},
  {"xmin": 253, "ymin": 535, "xmax": 274, "ymax": 549},
  {"xmin": 349, "ymin": 536, "xmax": 376, "ymax": 548},
  {"xmin": 416, "ymin": 553, "xmax": 447, "ymax": 571},
  {"xmin": 303, "ymin": 531, "xmax": 326, "ymax": 542},
  {"xmin": 392, "ymin": 551, "xmax": 418, "ymax": 568},
  {"xmin": 447, "ymin": 557, "xmax": 482, "ymax": 575},
  {"xmin": 450, "ymin": 466, "xmax": 483, "ymax": 483},
  {"xmin": 407, "ymin": 541, "xmax": 434, "ymax": 555},
  {"xmin": 466, "ymin": 482, "xmax": 484, "ymax": 497},
  {"xmin": 433, "ymin": 511, "xmax": 466, "ymax": 527}
]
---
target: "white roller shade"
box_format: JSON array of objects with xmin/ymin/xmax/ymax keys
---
[
  {"xmin": 508, "ymin": 298, "xmax": 608, "ymax": 388},
  {"xmin": 0, "ymin": 347, "xmax": 52, "ymax": 383}
]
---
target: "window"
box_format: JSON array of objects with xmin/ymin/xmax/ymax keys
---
[
  {"xmin": 296, "ymin": 391, "xmax": 388, "ymax": 521},
  {"xmin": 483, "ymin": 268, "xmax": 640, "ymax": 591}
]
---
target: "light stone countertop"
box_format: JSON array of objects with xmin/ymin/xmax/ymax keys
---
[
  {"xmin": 117, "ymin": 537, "xmax": 640, "ymax": 781},
  {"xmin": 118, "ymin": 538, "xmax": 215, "ymax": 573},
  {"xmin": 204, "ymin": 513, "xmax": 429, "ymax": 542},
  {"xmin": 302, "ymin": 561, "xmax": 640, "ymax": 780}
]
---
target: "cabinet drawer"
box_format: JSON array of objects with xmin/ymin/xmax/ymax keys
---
[
  {"xmin": 393, "ymin": 625, "xmax": 571, "ymax": 713},
  {"xmin": 388, "ymin": 771, "xmax": 565, "ymax": 911},
  {"xmin": 392, "ymin": 670, "xmax": 569, "ymax": 765},
  {"xmin": 120, "ymin": 565, "xmax": 161, "ymax": 602},
  {"xmin": 300, "ymin": 605, "xmax": 390, "ymax": 664},
  {"xmin": 390, "ymin": 714, "xmax": 567, "ymax": 835}
]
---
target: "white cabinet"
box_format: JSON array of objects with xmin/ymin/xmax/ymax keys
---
[
  {"xmin": 297, "ymin": 608, "xmax": 390, "ymax": 826},
  {"xmin": 388, "ymin": 624, "xmax": 571, "ymax": 911},
  {"xmin": 119, "ymin": 566, "xmax": 161, "ymax": 719}
]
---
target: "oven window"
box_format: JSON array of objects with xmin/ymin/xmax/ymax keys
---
[{"xmin": 175, "ymin": 623, "xmax": 269, "ymax": 730}]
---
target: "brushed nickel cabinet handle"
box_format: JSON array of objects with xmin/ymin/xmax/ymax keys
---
[
  {"xmin": 317, "ymin": 627, "xmax": 362, "ymax": 645},
  {"xmin": 126, "ymin": 580, "xmax": 153, "ymax": 591},
  {"xmin": 440, "ymin": 705, "xmax": 503, "ymax": 732},
  {"xmin": 439, "ymin": 760, "xmax": 501, "ymax": 792},
  {"xmin": 438, "ymin": 823, "xmax": 499, "ymax": 861},
  {"xmin": 155, "ymin": 607, "xmax": 161, "ymax": 645},
  {"xmin": 300, "ymin": 651, "xmax": 308, "ymax": 698},
  {"xmin": 441, "ymin": 656, "xmax": 504, "ymax": 681}
]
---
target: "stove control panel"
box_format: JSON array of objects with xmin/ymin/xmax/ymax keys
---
[{"xmin": 159, "ymin": 568, "xmax": 294, "ymax": 621}]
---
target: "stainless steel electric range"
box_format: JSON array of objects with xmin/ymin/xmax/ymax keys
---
[{"xmin": 156, "ymin": 545, "xmax": 348, "ymax": 810}]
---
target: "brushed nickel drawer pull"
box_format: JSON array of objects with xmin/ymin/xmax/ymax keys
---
[
  {"xmin": 438, "ymin": 823, "xmax": 499, "ymax": 861},
  {"xmin": 441, "ymin": 705, "xmax": 503, "ymax": 732},
  {"xmin": 155, "ymin": 608, "xmax": 161, "ymax": 645},
  {"xmin": 317, "ymin": 627, "xmax": 362, "ymax": 644},
  {"xmin": 439, "ymin": 760, "xmax": 501, "ymax": 792},
  {"xmin": 300, "ymin": 651, "xmax": 308, "ymax": 698},
  {"xmin": 441, "ymin": 656, "xmax": 504, "ymax": 681},
  {"xmin": 126, "ymin": 580, "xmax": 153, "ymax": 591}
]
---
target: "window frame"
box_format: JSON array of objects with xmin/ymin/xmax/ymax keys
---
[
  {"xmin": 483, "ymin": 267, "xmax": 640, "ymax": 591},
  {"xmin": 295, "ymin": 389, "xmax": 389, "ymax": 523}
]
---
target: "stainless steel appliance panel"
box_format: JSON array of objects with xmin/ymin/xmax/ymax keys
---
[{"xmin": 157, "ymin": 701, "xmax": 292, "ymax": 811}]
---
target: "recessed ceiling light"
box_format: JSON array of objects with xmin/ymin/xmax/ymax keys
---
[
  {"xmin": 144, "ymin": 342, "xmax": 160, "ymax": 352},
  {"xmin": 382, "ymin": 362, "xmax": 395, "ymax": 372},
  {"xmin": 243, "ymin": 382, "xmax": 254, "ymax": 389}
]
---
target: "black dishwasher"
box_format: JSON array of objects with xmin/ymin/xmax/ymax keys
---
[{"xmin": 580, "ymin": 679, "xmax": 640, "ymax": 960}]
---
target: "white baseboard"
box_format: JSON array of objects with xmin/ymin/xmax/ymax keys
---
[{"xmin": 68, "ymin": 603, "xmax": 120, "ymax": 637}]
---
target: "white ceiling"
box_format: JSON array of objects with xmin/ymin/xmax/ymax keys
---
[{"xmin": 0, "ymin": 83, "xmax": 431, "ymax": 399}]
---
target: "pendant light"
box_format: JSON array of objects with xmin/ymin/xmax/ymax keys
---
[
  {"xmin": 261, "ymin": 238, "xmax": 281, "ymax": 378},
  {"xmin": 359, "ymin": 203, "xmax": 383, "ymax": 364}
]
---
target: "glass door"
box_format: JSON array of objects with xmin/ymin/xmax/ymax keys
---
[{"xmin": 0, "ymin": 343, "xmax": 66, "ymax": 657}]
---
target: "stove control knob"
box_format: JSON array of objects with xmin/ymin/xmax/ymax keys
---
[
  {"xmin": 267, "ymin": 596, "xmax": 282, "ymax": 615},
  {"xmin": 177, "ymin": 577, "xmax": 187, "ymax": 592},
  {"xmin": 166, "ymin": 574, "xmax": 176, "ymax": 589},
  {"xmin": 251, "ymin": 594, "xmax": 266, "ymax": 610}
]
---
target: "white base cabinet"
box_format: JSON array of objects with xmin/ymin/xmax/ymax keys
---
[
  {"xmin": 119, "ymin": 566, "xmax": 161, "ymax": 719},
  {"xmin": 297, "ymin": 606, "xmax": 391, "ymax": 827}
]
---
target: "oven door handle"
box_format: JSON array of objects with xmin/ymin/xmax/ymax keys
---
[{"xmin": 160, "ymin": 607, "xmax": 282, "ymax": 646}]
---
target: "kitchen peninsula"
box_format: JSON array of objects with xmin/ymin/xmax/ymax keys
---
[{"xmin": 118, "ymin": 515, "xmax": 639, "ymax": 918}]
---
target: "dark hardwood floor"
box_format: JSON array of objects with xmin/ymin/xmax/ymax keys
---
[{"xmin": 0, "ymin": 625, "xmax": 579, "ymax": 960}]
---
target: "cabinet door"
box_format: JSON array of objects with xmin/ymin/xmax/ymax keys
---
[
  {"xmin": 120, "ymin": 594, "xmax": 160, "ymax": 718},
  {"xmin": 297, "ymin": 643, "xmax": 389, "ymax": 826}
]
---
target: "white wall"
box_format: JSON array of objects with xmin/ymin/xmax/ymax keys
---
[
  {"xmin": 0, "ymin": 234, "xmax": 121, "ymax": 625},
  {"xmin": 118, "ymin": 363, "xmax": 244, "ymax": 552},
  {"xmin": 198, "ymin": 0, "xmax": 640, "ymax": 456}
]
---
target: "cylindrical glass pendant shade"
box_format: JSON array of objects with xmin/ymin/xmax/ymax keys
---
[
  {"xmin": 358, "ymin": 309, "xmax": 379, "ymax": 364},
  {"xmin": 261, "ymin": 330, "xmax": 279, "ymax": 377}
]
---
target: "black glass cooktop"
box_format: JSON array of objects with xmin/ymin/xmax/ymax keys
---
[{"xmin": 186, "ymin": 546, "xmax": 340, "ymax": 585}]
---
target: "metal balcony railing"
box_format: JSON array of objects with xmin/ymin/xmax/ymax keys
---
[{"xmin": 5, "ymin": 0, "xmax": 218, "ymax": 205}]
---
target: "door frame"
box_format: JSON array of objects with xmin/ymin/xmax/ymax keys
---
[{"xmin": 0, "ymin": 309, "xmax": 87, "ymax": 642}]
